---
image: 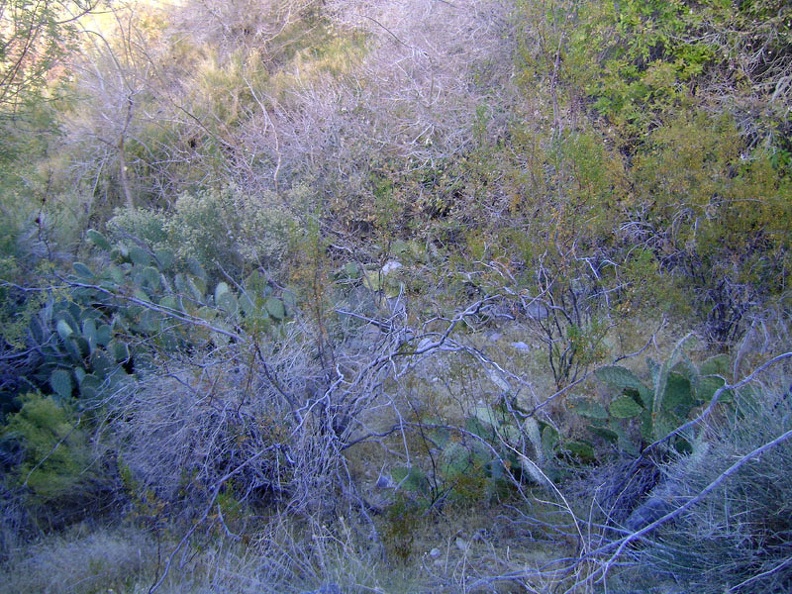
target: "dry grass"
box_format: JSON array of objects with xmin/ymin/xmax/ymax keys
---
[
  {"xmin": 0, "ymin": 524, "xmax": 153, "ymax": 594},
  {"xmin": 0, "ymin": 500, "xmax": 582, "ymax": 593}
]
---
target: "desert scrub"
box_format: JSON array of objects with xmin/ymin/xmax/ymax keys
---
[{"xmin": 106, "ymin": 184, "xmax": 299, "ymax": 283}]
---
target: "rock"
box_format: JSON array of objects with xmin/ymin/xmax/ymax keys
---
[
  {"xmin": 376, "ymin": 473, "xmax": 396, "ymax": 489},
  {"xmin": 417, "ymin": 337, "xmax": 435, "ymax": 351},
  {"xmin": 525, "ymin": 301, "xmax": 549, "ymax": 320},
  {"xmin": 625, "ymin": 480, "xmax": 683, "ymax": 532},
  {"xmin": 510, "ymin": 341, "xmax": 531, "ymax": 352},
  {"xmin": 625, "ymin": 495, "xmax": 674, "ymax": 532},
  {"xmin": 381, "ymin": 260, "xmax": 402, "ymax": 275}
]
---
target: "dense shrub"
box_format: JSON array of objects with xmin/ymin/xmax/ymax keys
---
[
  {"xmin": 107, "ymin": 184, "xmax": 301, "ymax": 282},
  {"xmin": 628, "ymin": 380, "xmax": 792, "ymax": 592},
  {"xmin": 572, "ymin": 359, "xmax": 792, "ymax": 593},
  {"xmin": 0, "ymin": 394, "xmax": 110, "ymax": 527}
]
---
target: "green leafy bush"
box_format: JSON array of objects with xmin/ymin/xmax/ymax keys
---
[
  {"xmin": 108, "ymin": 185, "xmax": 298, "ymax": 282},
  {"xmin": 1, "ymin": 394, "xmax": 98, "ymax": 514}
]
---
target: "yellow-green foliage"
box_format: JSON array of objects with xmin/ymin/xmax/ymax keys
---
[
  {"xmin": 623, "ymin": 109, "xmax": 790, "ymax": 338},
  {"xmin": 181, "ymin": 17, "xmax": 365, "ymax": 132},
  {"xmin": 696, "ymin": 150, "xmax": 792, "ymax": 308},
  {"xmin": 632, "ymin": 112, "xmax": 740, "ymax": 246},
  {"xmin": 269, "ymin": 27, "xmax": 368, "ymax": 96},
  {"xmin": 549, "ymin": 128, "xmax": 631, "ymax": 249},
  {"xmin": 2, "ymin": 393, "xmax": 93, "ymax": 504},
  {"xmin": 190, "ymin": 50, "xmax": 267, "ymax": 127},
  {"xmin": 566, "ymin": 0, "xmax": 712, "ymax": 136}
]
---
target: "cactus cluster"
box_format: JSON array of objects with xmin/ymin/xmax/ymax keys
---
[
  {"xmin": 82, "ymin": 229, "xmax": 292, "ymax": 346},
  {"xmin": 29, "ymin": 298, "xmax": 131, "ymax": 402},
  {"xmin": 392, "ymin": 399, "xmax": 554, "ymax": 506},
  {"xmin": 391, "ymin": 416, "xmax": 504, "ymax": 507},
  {"xmin": 5, "ymin": 229, "xmax": 292, "ymax": 409},
  {"xmin": 571, "ymin": 335, "xmax": 731, "ymax": 456}
]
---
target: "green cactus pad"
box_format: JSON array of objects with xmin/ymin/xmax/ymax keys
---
[
  {"xmin": 609, "ymin": 395, "xmax": 644, "ymax": 419},
  {"xmin": 50, "ymin": 369, "xmax": 73, "ymax": 399}
]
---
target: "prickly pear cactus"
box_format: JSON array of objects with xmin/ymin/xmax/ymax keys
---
[{"xmin": 575, "ymin": 335, "xmax": 729, "ymax": 455}]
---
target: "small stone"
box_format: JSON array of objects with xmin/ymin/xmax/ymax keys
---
[
  {"xmin": 376, "ymin": 474, "xmax": 395, "ymax": 489},
  {"xmin": 381, "ymin": 260, "xmax": 402, "ymax": 275},
  {"xmin": 525, "ymin": 302, "xmax": 549, "ymax": 320},
  {"xmin": 429, "ymin": 547, "xmax": 441, "ymax": 558},
  {"xmin": 417, "ymin": 337, "xmax": 435, "ymax": 351},
  {"xmin": 511, "ymin": 341, "xmax": 531, "ymax": 352},
  {"xmin": 455, "ymin": 537, "xmax": 469, "ymax": 551}
]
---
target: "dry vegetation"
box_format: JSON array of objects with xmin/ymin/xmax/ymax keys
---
[{"xmin": 1, "ymin": 0, "xmax": 791, "ymax": 592}]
